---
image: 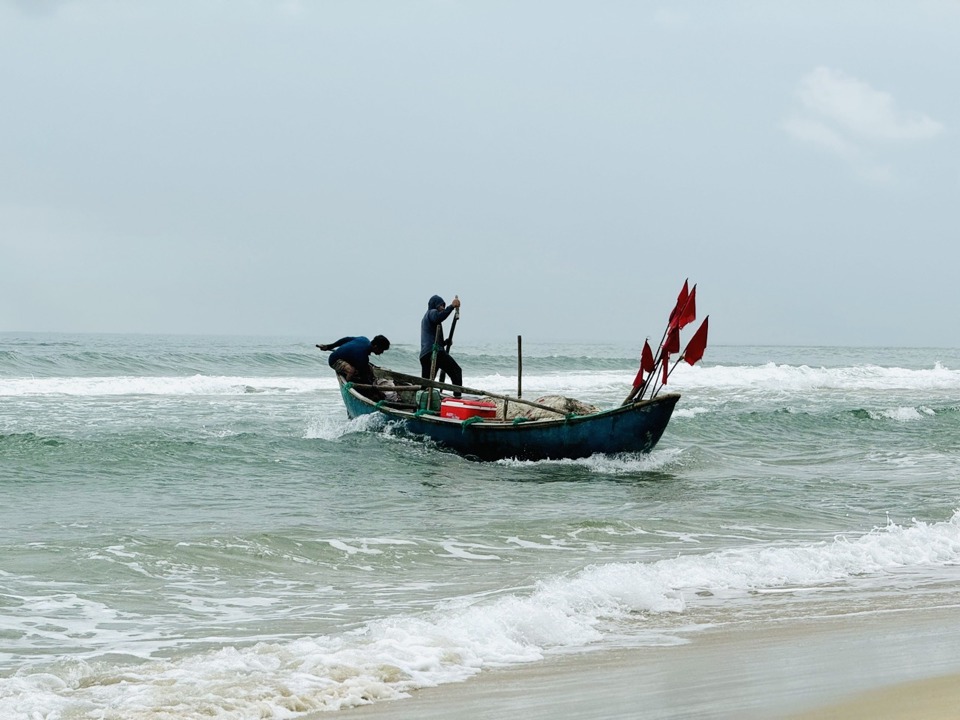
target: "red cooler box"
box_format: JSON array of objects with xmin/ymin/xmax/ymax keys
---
[{"xmin": 440, "ymin": 397, "xmax": 497, "ymax": 420}]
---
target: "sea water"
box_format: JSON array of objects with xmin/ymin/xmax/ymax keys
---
[{"xmin": 2, "ymin": 333, "xmax": 959, "ymax": 718}]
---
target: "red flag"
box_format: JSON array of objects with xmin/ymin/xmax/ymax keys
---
[
  {"xmin": 665, "ymin": 326, "xmax": 680, "ymax": 354},
  {"xmin": 632, "ymin": 367, "xmax": 645, "ymax": 388},
  {"xmin": 661, "ymin": 355, "xmax": 669, "ymax": 385},
  {"xmin": 677, "ymin": 285, "xmax": 696, "ymax": 329},
  {"xmin": 668, "ymin": 279, "xmax": 689, "ymax": 328},
  {"xmin": 641, "ymin": 339, "xmax": 655, "ymax": 373},
  {"xmin": 683, "ymin": 317, "xmax": 709, "ymax": 365}
]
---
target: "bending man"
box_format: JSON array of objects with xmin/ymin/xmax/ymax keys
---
[{"xmin": 317, "ymin": 335, "xmax": 390, "ymax": 385}]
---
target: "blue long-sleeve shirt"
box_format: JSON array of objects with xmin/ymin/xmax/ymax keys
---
[{"xmin": 326, "ymin": 336, "xmax": 374, "ymax": 370}]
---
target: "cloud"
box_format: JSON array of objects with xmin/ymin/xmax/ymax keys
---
[
  {"xmin": 784, "ymin": 66, "xmax": 944, "ymax": 182},
  {"xmin": 782, "ymin": 116, "xmax": 857, "ymax": 158},
  {"xmin": 797, "ymin": 66, "xmax": 943, "ymax": 141}
]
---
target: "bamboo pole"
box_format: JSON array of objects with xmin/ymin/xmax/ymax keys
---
[
  {"xmin": 355, "ymin": 370, "xmax": 569, "ymax": 417},
  {"xmin": 517, "ymin": 334, "xmax": 522, "ymax": 399},
  {"xmin": 429, "ymin": 324, "xmax": 442, "ymax": 381}
]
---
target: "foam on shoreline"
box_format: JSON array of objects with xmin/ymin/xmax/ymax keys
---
[{"xmin": 334, "ymin": 605, "xmax": 960, "ymax": 720}]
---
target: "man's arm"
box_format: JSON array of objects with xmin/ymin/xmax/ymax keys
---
[
  {"xmin": 432, "ymin": 306, "xmax": 454, "ymax": 323},
  {"xmin": 316, "ymin": 337, "xmax": 354, "ymax": 351},
  {"xmin": 440, "ymin": 296, "xmax": 460, "ymax": 323}
]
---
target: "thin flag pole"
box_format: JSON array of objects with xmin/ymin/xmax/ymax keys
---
[
  {"xmin": 652, "ymin": 316, "xmax": 709, "ymax": 398},
  {"xmin": 639, "ymin": 284, "xmax": 695, "ymax": 401}
]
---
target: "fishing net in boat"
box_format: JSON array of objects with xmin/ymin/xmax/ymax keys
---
[{"xmin": 481, "ymin": 394, "xmax": 600, "ymax": 420}]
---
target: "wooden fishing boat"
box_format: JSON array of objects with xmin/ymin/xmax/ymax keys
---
[
  {"xmin": 335, "ymin": 367, "xmax": 680, "ymax": 462},
  {"xmin": 325, "ymin": 281, "xmax": 708, "ymax": 461}
]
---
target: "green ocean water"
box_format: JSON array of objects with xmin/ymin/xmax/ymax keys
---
[{"xmin": 2, "ymin": 333, "xmax": 960, "ymax": 718}]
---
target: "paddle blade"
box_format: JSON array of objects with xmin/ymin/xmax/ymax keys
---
[
  {"xmin": 683, "ymin": 317, "xmax": 709, "ymax": 365},
  {"xmin": 641, "ymin": 339, "xmax": 655, "ymax": 373}
]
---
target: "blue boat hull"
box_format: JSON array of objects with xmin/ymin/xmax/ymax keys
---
[{"xmin": 337, "ymin": 376, "xmax": 679, "ymax": 462}]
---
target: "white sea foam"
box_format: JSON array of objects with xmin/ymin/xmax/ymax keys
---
[
  {"xmin": 868, "ymin": 406, "xmax": 935, "ymax": 422},
  {"xmin": 498, "ymin": 447, "xmax": 683, "ymax": 474},
  {"xmin": 505, "ymin": 537, "xmax": 578, "ymax": 551},
  {"xmin": 673, "ymin": 406, "xmax": 710, "ymax": 419},
  {"xmin": 666, "ymin": 360, "xmax": 960, "ymax": 393},
  {"xmin": 439, "ymin": 542, "xmax": 503, "ymax": 560},
  {"xmin": 327, "ymin": 539, "xmax": 384, "ymax": 556},
  {"xmin": 7, "ymin": 512, "xmax": 960, "ymax": 719},
  {"xmin": 3, "ymin": 361, "xmax": 957, "ymax": 401},
  {"xmin": 0, "ymin": 375, "xmax": 336, "ymax": 397},
  {"xmin": 430, "ymin": 364, "xmax": 960, "ymax": 414},
  {"xmin": 304, "ymin": 411, "xmax": 384, "ymax": 440}
]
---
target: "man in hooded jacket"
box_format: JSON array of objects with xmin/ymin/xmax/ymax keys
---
[{"xmin": 419, "ymin": 294, "xmax": 462, "ymax": 393}]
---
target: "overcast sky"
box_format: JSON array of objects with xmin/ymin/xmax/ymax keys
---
[{"xmin": 2, "ymin": 1, "xmax": 958, "ymax": 347}]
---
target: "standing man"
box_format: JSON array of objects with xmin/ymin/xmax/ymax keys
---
[
  {"xmin": 316, "ymin": 335, "xmax": 390, "ymax": 385},
  {"xmin": 419, "ymin": 295, "xmax": 462, "ymax": 392}
]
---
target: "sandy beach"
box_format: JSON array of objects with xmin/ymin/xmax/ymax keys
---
[
  {"xmin": 787, "ymin": 673, "xmax": 960, "ymax": 720},
  {"xmin": 335, "ymin": 605, "xmax": 960, "ymax": 720}
]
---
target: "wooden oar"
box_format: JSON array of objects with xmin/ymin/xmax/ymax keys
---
[
  {"xmin": 439, "ymin": 306, "xmax": 459, "ymax": 383},
  {"xmin": 355, "ymin": 369, "xmax": 571, "ymax": 417}
]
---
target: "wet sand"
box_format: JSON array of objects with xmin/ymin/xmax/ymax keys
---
[
  {"xmin": 333, "ymin": 605, "xmax": 960, "ymax": 720},
  {"xmin": 786, "ymin": 673, "xmax": 960, "ymax": 720}
]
